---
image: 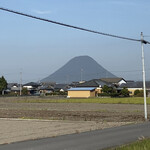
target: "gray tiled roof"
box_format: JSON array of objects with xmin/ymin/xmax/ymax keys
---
[
  {"xmin": 23, "ymin": 82, "xmax": 40, "ymax": 87},
  {"xmin": 100, "ymin": 78, "xmax": 126, "ymax": 83},
  {"xmin": 7, "ymin": 83, "xmax": 18, "ymax": 89},
  {"xmin": 120, "ymin": 81, "xmax": 150, "ymax": 88},
  {"xmin": 39, "ymin": 85, "xmax": 54, "ymax": 90},
  {"xmin": 76, "ymin": 79, "xmax": 113, "ymax": 87}
]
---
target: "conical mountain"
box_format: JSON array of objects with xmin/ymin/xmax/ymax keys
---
[{"xmin": 41, "ymin": 56, "xmax": 116, "ymax": 83}]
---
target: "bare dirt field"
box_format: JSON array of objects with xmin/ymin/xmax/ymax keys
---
[{"xmin": 0, "ymin": 96, "xmax": 149, "ymax": 122}]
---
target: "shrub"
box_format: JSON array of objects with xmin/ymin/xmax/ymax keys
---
[
  {"xmin": 3, "ymin": 92, "xmax": 18, "ymax": 96},
  {"xmin": 134, "ymin": 90, "xmax": 148, "ymax": 97},
  {"xmin": 134, "ymin": 89, "xmax": 140, "ymax": 96},
  {"xmin": 98, "ymin": 92, "xmax": 110, "ymax": 97},
  {"xmin": 120, "ymin": 88, "xmax": 129, "ymax": 97},
  {"xmin": 110, "ymin": 93, "xmax": 120, "ymax": 97}
]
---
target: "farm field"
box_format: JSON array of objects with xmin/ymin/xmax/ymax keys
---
[{"xmin": 0, "ymin": 96, "xmax": 149, "ymax": 122}]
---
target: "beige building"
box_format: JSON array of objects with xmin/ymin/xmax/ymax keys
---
[
  {"xmin": 128, "ymin": 88, "xmax": 143, "ymax": 96},
  {"xmin": 68, "ymin": 87, "xmax": 96, "ymax": 98}
]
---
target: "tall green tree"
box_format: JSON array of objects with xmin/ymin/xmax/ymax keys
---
[{"xmin": 0, "ymin": 76, "xmax": 7, "ymax": 95}]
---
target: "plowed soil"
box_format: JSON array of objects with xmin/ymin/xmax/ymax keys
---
[{"xmin": 0, "ymin": 97, "xmax": 149, "ymax": 122}]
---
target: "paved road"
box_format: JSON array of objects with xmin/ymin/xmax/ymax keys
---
[{"xmin": 0, "ymin": 122, "xmax": 150, "ymax": 150}]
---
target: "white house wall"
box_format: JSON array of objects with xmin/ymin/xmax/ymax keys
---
[{"xmin": 118, "ymin": 80, "xmax": 126, "ymax": 85}]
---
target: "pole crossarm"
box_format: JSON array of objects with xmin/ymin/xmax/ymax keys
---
[{"xmin": 141, "ymin": 39, "xmax": 150, "ymax": 44}]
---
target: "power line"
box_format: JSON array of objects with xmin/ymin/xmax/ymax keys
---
[{"xmin": 1, "ymin": 7, "xmax": 149, "ymax": 43}]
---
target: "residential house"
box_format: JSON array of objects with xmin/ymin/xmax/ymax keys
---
[
  {"xmin": 23, "ymin": 82, "xmax": 40, "ymax": 95},
  {"xmin": 7, "ymin": 83, "xmax": 21, "ymax": 94},
  {"xmin": 120, "ymin": 81, "xmax": 150, "ymax": 96},
  {"xmin": 54, "ymin": 84, "xmax": 70, "ymax": 92},
  {"xmin": 100, "ymin": 78, "xmax": 126, "ymax": 87},
  {"xmin": 39, "ymin": 85, "xmax": 54, "ymax": 94},
  {"xmin": 75, "ymin": 79, "xmax": 114, "ymax": 95}
]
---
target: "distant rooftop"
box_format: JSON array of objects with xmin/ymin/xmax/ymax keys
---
[
  {"xmin": 100, "ymin": 78, "xmax": 126, "ymax": 83},
  {"xmin": 23, "ymin": 82, "xmax": 40, "ymax": 86},
  {"xmin": 76, "ymin": 79, "xmax": 113, "ymax": 88},
  {"xmin": 120, "ymin": 81, "xmax": 150, "ymax": 88}
]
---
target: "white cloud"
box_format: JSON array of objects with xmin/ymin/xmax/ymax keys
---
[{"xmin": 32, "ymin": 10, "xmax": 51, "ymax": 15}]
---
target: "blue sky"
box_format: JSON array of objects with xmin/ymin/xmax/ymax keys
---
[{"xmin": 0, "ymin": 0, "xmax": 150, "ymax": 83}]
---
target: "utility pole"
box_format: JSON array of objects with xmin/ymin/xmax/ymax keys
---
[
  {"xmin": 20, "ymin": 72, "xmax": 22, "ymax": 96},
  {"xmin": 80, "ymin": 68, "xmax": 83, "ymax": 82},
  {"xmin": 141, "ymin": 32, "xmax": 147, "ymax": 120}
]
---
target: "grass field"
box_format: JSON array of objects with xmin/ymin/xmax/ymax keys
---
[
  {"xmin": 12, "ymin": 97, "xmax": 150, "ymax": 104},
  {"xmin": 110, "ymin": 138, "xmax": 150, "ymax": 150}
]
